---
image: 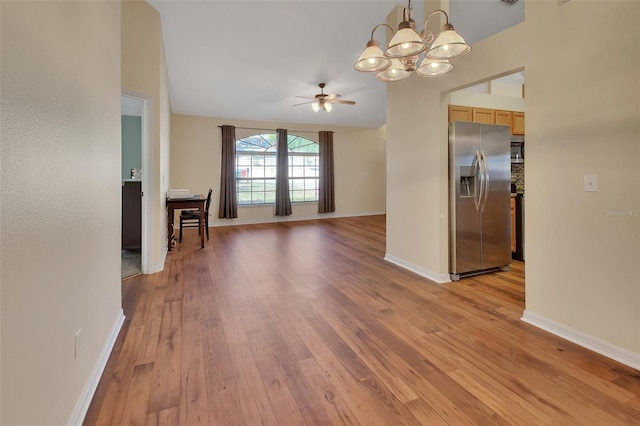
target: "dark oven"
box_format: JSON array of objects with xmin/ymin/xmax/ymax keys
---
[{"xmin": 511, "ymin": 137, "xmax": 524, "ymax": 164}]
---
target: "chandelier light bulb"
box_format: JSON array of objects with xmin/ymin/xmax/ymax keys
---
[
  {"xmin": 311, "ymin": 102, "xmax": 320, "ymax": 112},
  {"xmin": 386, "ymin": 27, "xmax": 426, "ymax": 58},
  {"xmin": 416, "ymin": 57, "xmax": 454, "ymax": 77},
  {"xmin": 354, "ymin": 38, "xmax": 391, "ymax": 72},
  {"xmin": 376, "ymin": 58, "xmax": 411, "ymax": 82}
]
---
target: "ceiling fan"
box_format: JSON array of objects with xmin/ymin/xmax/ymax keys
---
[{"xmin": 293, "ymin": 83, "xmax": 356, "ymax": 112}]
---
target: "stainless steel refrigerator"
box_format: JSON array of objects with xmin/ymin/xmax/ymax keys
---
[{"xmin": 449, "ymin": 121, "xmax": 511, "ymax": 281}]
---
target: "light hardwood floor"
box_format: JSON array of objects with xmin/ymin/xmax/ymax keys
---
[{"xmin": 85, "ymin": 215, "xmax": 640, "ymax": 425}]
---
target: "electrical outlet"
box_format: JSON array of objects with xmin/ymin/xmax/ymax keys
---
[
  {"xmin": 74, "ymin": 329, "xmax": 82, "ymax": 360},
  {"xmin": 584, "ymin": 174, "xmax": 598, "ymax": 192}
]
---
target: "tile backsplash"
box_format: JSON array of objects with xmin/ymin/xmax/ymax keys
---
[{"xmin": 511, "ymin": 163, "xmax": 525, "ymax": 193}]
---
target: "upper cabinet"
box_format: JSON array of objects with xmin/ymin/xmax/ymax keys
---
[
  {"xmin": 449, "ymin": 105, "xmax": 525, "ymax": 135},
  {"xmin": 472, "ymin": 108, "xmax": 495, "ymax": 124},
  {"xmin": 512, "ymin": 111, "xmax": 525, "ymax": 135},
  {"xmin": 495, "ymin": 110, "xmax": 512, "ymax": 128},
  {"xmin": 449, "ymin": 105, "xmax": 473, "ymax": 122}
]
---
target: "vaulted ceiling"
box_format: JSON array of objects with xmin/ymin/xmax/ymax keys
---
[{"xmin": 148, "ymin": 1, "xmax": 524, "ymax": 128}]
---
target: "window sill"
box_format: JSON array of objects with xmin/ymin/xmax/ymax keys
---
[{"xmin": 238, "ymin": 201, "xmax": 318, "ymax": 208}]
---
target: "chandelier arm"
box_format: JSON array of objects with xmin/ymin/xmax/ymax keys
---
[
  {"xmin": 423, "ymin": 9, "xmax": 453, "ymax": 37},
  {"xmin": 370, "ymin": 23, "xmax": 395, "ymax": 42},
  {"xmin": 424, "ymin": 9, "xmax": 450, "ymax": 28}
]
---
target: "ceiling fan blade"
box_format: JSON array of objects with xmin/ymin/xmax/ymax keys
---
[
  {"xmin": 327, "ymin": 99, "xmax": 356, "ymax": 105},
  {"xmin": 292, "ymin": 100, "xmax": 314, "ymax": 107},
  {"xmin": 325, "ymin": 94, "xmax": 342, "ymax": 100},
  {"xmin": 295, "ymin": 96, "xmax": 316, "ymax": 100}
]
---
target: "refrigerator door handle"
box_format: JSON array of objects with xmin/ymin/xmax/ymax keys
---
[
  {"xmin": 480, "ymin": 151, "xmax": 490, "ymax": 212},
  {"xmin": 474, "ymin": 150, "xmax": 483, "ymax": 211}
]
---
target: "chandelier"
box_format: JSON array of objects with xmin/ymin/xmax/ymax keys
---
[{"xmin": 354, "ymin": 0, "xmax": 471, "ymax": 81}]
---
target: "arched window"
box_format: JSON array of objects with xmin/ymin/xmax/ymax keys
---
[{"xmin": 236, "ymin": 133, "xmax": 319, "ymax": 205}]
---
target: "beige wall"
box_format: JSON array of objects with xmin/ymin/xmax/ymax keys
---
[
  {"xmin": 523, "ymin": 0, "xmax": 639, "ymax": 361},
  {"xmin": 122, "ymin": 0, "xmax": 171, "ymax": 272},
  {"xmin": 387, "ymin": 1, "xmax": 639, "ymax": 364},
  {"xmin": 0, "ymin": 1, "xmax": 123, "ymax": 424},
  {"xmin": 170, "ymin": 115, "xmax": 386, "ymax": 226},
  {"xmin": 449, "ymin": 90, "xmax": 525, "ymax": 112}
]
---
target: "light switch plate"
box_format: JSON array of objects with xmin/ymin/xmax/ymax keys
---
[{"xmin": 584, "ymin": 174, "xmax": 598, "ymax": 192}]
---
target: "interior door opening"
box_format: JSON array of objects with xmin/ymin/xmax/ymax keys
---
[
  {"xmin": 121, "ymin": 94, "xmax": 148, "ymax": 278},
  {"xmin": 447, "ymin": 69, "xmax": 526, "ymax": 296}
]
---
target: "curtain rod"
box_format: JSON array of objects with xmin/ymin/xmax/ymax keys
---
[{"xmin": 218, "ymin": 125, "xmax": 333, "ymax": 135}]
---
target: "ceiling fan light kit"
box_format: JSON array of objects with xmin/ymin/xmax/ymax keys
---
[
  {"xmin": 293, "ymin": 83, "xmax": 355, "ymax": 113},
  {"xmin": 355, "ymin": 0, "xmax": 471, "ymax": 81},
  {"xmin": 312, "ymin": 100, "xmax": 332, "ymax": 112}
]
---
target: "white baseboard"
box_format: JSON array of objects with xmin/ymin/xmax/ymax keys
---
[
  {"xmin": 521, "ymin": 310, "xmax": 640, "ymax": 371},
  {"xmin": 384, "ymin": 254, "xmax": 451, "ymax": 284},
  {"xmin": 210, "ymin": 210, "xmax": 386, "ymax": 227},
  {"xmin": 68, "ymin": 309, "xmax": 125, "ymax": 426}
]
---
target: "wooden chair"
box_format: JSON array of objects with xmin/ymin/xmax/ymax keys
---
[{"xmin": 179, "ymin": 189, "xmax": 212, "ymax": 243}]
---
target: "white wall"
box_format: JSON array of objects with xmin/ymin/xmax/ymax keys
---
[
  {"xmin": 170, "ymin": 115, "xmax": 386, "ymax": 226},
  {"xmin": 449, "ymin": 90, "xmax": 525, "ymax": 112},
  {"xmin": 121, "ymin": 0, "xmax": 171, "ymax": 272},
  {"xmin": 386, "ymin": 1, "xmax": 640, "ymax": 366},
  {"xmin": 0, "ymin": 2, "xmax": 123, "ymax": 424}
]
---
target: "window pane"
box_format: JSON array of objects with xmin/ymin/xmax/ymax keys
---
[
  {"xmin": 303, "ymin": 179, "xmax": 312, "ymax": 190},
  {"xmin": 265, "ymin": 191, "xmax": 276, "ymax": 204},
  {"xmin": 237, "ymin": 154, "xmax": 252, "ymax": 165},
  {"xmin": 290, "ymin": 191, "xmax": 302, "ymax": 203},
  {"xmin": 288, "ymin": 136, "xmax": 319, "ymax": 153},
  {"xmin": 253, "ymin": 155, "xmax": 264, "ymax": 166}
]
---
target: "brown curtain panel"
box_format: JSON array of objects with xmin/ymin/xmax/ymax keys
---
[
  {"xmin": 218, "ymin": 125, "xmax": 238, "ymax": 218},
  {"xmin": 275, "ymin": 128, "xmax": 292, "ymax": 216},
  {"xmin": 318, "ymin": 130, "xmax": 335, "ymax": 213}
]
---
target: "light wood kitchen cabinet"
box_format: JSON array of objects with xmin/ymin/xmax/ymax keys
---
[
  {"xmin": 449, "ymin": 104, "xmax": 525, "ymax": 135},
  {"xmin": 495, "ymin": 110, "xmax": 512, "ymax": 128},
  {"xmin": 448, "ymin": 105, "xmax": 472, "ymax": 122},
  {"xmin": 472, "ymin": 108, "xmax": 495, "ymax": 124},
  {"xmin": 512, "ymin": 111, "xmax": 525, "ymax": 135}
]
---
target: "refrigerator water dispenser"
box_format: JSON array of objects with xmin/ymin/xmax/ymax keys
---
[{"xmin": 459, "ymin": 166, "xmax": 475, "ymax": 197}]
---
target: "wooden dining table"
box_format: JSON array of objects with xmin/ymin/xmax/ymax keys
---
[{"xmin": 166, "ymin": 194, "xmax": 207, "ymax": 251}]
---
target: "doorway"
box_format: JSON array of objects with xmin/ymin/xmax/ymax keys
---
[
  {"xmin": 121, "ymin": 94, "xmax": 149, "ymax": 279},
  {"xmin": 447, "ymin": 70, "xmax": 526, "ymax": 286}
]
